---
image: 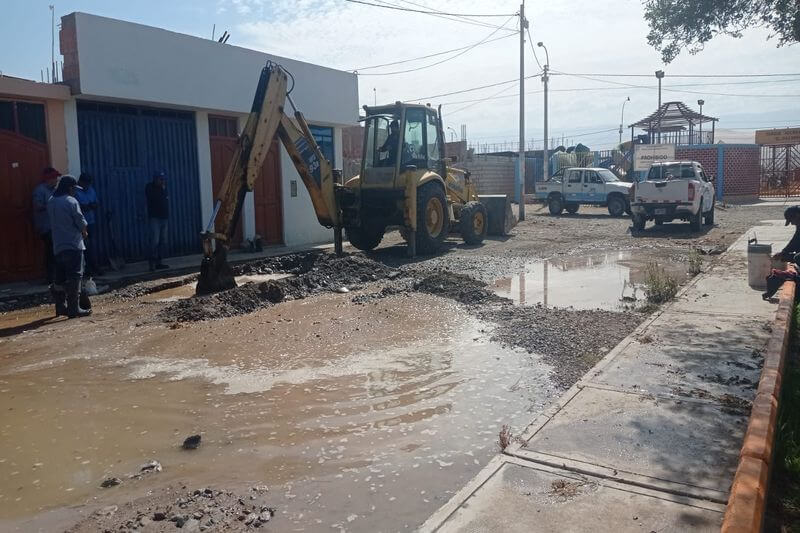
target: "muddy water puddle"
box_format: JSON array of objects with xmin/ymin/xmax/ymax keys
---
[
  {"xmin": 0, "ymin": 290, "xmax": 558, "ymax": 531},
  {"xmin": 492, "ymin": 250, "xmax": 689, "ymax": 309}
]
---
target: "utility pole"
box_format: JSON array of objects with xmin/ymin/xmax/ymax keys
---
[
  {"xmin": 655, "ymin": 70, "xmax": 664, "ymax": 143},
  {"xmin": 538, "ymin": 41, "xmax": 550, "ymax": 183},
  {"xmin": 50, "ymin": 5, "xmax": 55, "ymax": 83},
  {"xmin": 619, "ymin": 96, "xmax": 630, "ymax": 145},
  {"xmin": 517, "ymin": 2, "xmax": 527, "ymax": 221}
]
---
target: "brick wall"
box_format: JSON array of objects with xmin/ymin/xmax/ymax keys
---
[
  {"xmin": 453, "ymin": 154, "xmax": 516, "ymax": 197},
  {"xmin": 675, "ymin": 147, "xmax": 718, "ymax": 180},
  {"xmin": 722, "ymin": 146, "xmax": 760, "ymax": 198},
  {"xmin": 674, "ymin": 145, "xmax": 760, "ymax": 200}
]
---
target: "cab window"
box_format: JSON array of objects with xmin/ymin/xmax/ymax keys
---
[
  {"xmin": 402, "ymin": 108, "xmax": 426, "ymax": 167},
  {"xmin": 588, "ymin": 171, "xmax": 604, "ymax": 184},
  {"xmin": 567, "ymin": 170, "xmax": 582, "ymax": 183},
  {"xmin": 426, "ymin": 111, "xmax": 440, "ymax": 167}
]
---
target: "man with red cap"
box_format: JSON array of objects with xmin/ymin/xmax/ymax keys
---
[{"xmin": 32, "ymin": 167, "xmax": 60, "ymax": 283}]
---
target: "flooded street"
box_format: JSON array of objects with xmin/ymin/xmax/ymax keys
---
[
  {"xmin": 0, "ymin": 289, "xmax": 558, "ymax": 531},
  {"xmin": 492, "ymin": 250, "xmax": 688, "ymax": 309}
]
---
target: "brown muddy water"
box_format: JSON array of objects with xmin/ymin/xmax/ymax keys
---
[
  {"xmin": 492, "ymin": 250, "xmax": 689, "ymax": 310},
  {"xmin": 0, "ymin": 287, "xmax": 559, "ymax": 531}
]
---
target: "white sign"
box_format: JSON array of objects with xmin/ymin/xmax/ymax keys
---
[{"xmin": 634, "ymin": 144, "xmax": 676, "ymax": 171}]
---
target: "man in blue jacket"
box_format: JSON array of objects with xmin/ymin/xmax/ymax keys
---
[{"xmin": 47, "ymin": 175, "xmax": 91, "ymax": 318}]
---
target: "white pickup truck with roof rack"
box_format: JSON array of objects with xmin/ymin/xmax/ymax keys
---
[{"xmin": 629, "ymin": 160, "xmax": 715, "ymax": 231}]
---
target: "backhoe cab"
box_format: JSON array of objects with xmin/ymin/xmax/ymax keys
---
[{"xmin": 339, "ymin": 103, "xmax": 513, "ymax": 256}]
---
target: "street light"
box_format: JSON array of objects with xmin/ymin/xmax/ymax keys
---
[
  {"xmin": 655, "ymin": 70, "xmax": 665, "ymax": 143},
  {"xmin": 697, "ymin": 99, "xmax": 705, "ymax": 144},
  {"xmin": 537, "ymin": 41, "xmax": 550, "ymax": 181},
  {"xmin": 446, "ymin": 126, "xmax": 457, "ymax": 142},
  {"xmin": 619, "ymin": 96, "xmax": 630, "ymax": 145}
]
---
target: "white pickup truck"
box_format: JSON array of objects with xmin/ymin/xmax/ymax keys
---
[
  {"xmin": 534, "ymin": 167, "xmax": 633, "ymax": 216},
  {"xmin": 630, "ymin": 161, "xmax": 716, "ymax": 231}
]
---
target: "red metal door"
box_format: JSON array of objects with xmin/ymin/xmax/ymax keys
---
[
  {"xmin": 209, "ymin": 116, "xmax": 244, "ymax": 245},
  {"xmin": 253, "ymin": 139, "xmax": 283, "ymax": 245},
  {"xmin": 0, "ymin": 130, "xmax": 50, "ymax": 282}
]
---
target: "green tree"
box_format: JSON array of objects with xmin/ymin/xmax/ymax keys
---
[{"xmin": 643, "ymin": 0, "xmax": 800, "ymax": 63}]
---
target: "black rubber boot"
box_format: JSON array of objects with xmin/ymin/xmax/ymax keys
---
[
  {"xmin": 762, "ymin": 274, "xmax": 784, "ymax": 300},
  {"xmin": 80, "ymin": 290, "xmax": 92, "ymax": 311},
  {"xmin": 50, "ymin": 285, "xmax": 68, "ymax": 317},
  {"xmin": 66, "ymin": 279, "xmax": 92, "ymax": 318}
]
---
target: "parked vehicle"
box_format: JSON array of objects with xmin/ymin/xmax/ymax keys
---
[
  {"xmin": 534, "ymin": 167, "xmax": 633, "ymax": 216},
  {"xmin": 629, "ymin": 161, "xmax": 715, "ymax": 232}
]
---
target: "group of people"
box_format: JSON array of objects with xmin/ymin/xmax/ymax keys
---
[{"xmin": 31, "ymin": 168, "xmax": 172, "ymax": 319}]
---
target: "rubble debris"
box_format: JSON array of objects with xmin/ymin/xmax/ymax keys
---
[
  {"xmin": 100, "ymin": 477, "xmax": 122, "ymax": 488},
  {"xmin": 129, "ymin": 459, "xmax": 162, "ymax": 479},
  {"xmin": 182, "ymin": 434, "xmax": 202, "ymax": 450}
]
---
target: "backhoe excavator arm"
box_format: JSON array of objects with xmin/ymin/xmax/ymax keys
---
[{"xmin": 196, "ymin": 61, "xmax": 342, "ymax": 295}]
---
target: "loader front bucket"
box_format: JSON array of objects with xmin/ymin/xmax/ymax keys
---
[
  {"xmin": 479, "ymin": 194, "xmax": 516, "ymax": 236},
  {"xmin": 196, "ymin": 245, "xmax": 237, "ymax": 296}
]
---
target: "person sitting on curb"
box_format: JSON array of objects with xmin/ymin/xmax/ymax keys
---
[
  {"xmin": 763, "ymin": 206, "xmax": 800, "ymax": 301},
  {"xmin": 47, "ymin": 175, "xmax": 92, "ymax": 318}
]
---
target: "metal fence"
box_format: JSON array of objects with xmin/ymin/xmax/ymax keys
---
[{"xmin": 759, "ymin": 144, "xmax": 800, "ymax": 197}]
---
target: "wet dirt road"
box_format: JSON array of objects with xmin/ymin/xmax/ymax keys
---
[
  {"xmin": 0, "ymin": 289, "xmax": 559, "ymax": 532},
  {"xmin": 0, "ymin": 203, "xmax": 784, "ymax": 531}
]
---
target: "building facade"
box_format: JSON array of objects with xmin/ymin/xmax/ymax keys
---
[{"xmin": 55, "ymin": 12, "xmax": 358, "ymax": 269}]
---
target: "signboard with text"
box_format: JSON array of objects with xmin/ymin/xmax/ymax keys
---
[
  {"xmin": 755, "ymin": 128, "xmax": 800, "ymax": 146},
  {"xmin": 633, "ymin": 144, "xmax": 675, "ymax": 171}
]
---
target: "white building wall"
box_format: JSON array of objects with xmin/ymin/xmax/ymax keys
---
[{"xmin": 63, "ymin": 99, "xmax": 81, "ymax": 176}]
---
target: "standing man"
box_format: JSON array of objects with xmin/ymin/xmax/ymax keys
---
[
  {"xmin": 47, "ymin": 175, "xmax": 91, "ymax": 318},
  {"xmin": 145, "ymin": 171, "xmax": 169, "ymax": 271},
  {"xmin": 75, "ymin": 172, "xmax": 103, "ymax": 276},
  {"xmin": 32, "ymin": 167, "xmax": 60, "ymax": 283}
]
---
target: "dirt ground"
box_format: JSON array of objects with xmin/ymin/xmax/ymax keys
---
[{"xmin": 0, "ymin": 203, "xmax": 787, "ymax": 532}]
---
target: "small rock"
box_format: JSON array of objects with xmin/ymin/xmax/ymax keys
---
[
  {"xmin": 100, "ymin": 477, "xmax": 122, "ymax": 488},
  {"xmin": 138, "ymin": 516, "xmax": 152, "ymax": 527},
  {"xmin": 138, "ymin": 460, "xmax": 162, "ymax": 473},
  {"xmin": 182, "ymin": 518, "xmax": 200, "ymax": 531},
  {"xmin": 96, "ymin": 505, "xmax": 118, "ymax": 517},
  {"xmin": 336, "ymin": 286, "xmax": 350, "ymax": 293},
  {"xmin": 244, "ymin": 513, "xmax": 256, "ymax": 525},
  {"xmin": 153, "ymin": 511, "xmax": 167, "ymax": 521},
  {"xmin": 182, "ymin": 434, "xmax": 202, "ymax": 449},
  {"xmin": 259, "ymin": 511, "xmax": 272, "ymax": 523}
]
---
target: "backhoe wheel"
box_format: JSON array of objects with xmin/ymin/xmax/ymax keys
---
[
  {"xmin": 460, "ymin": 201, "xmax": 488, "ymax": 245},
  {"xmin": 416, "ymin": 182, "xmax": 450, "ymax": 254},
  {"xmin": 565, "ymin": 203, "xmax": 579, "ymax": 214},
  {"xmin": 548, "ymin": 194, "xmax": 563, "ymax": 216},
  {"xmin": 346, "ymin": 223, "xmax": 385, "ymax": 251}
]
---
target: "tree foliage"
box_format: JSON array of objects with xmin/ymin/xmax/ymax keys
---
[{"xmin": 643, "ymin": 0, "xmax": 800, "ymax": 63}]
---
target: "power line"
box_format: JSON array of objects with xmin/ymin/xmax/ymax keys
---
[
  {"xmin": 356, "ymin": 15, "xmax": 516, "ymax": 76},
  {"xmin": 404, "ymin": 72, "xmax": 542, "ymax": 102},
  {"xmin": 552, "ymin": 72, "xmax": 800, "ymax": 78},
  {"xmin": 352, "ymin": 33, "xmax": 514, "ymax": 71},
  {"xmin": 343, "ymin": 0, "xmax": 516, "ymax": 17},
  {"xmin": 447, "ymin": 84, "xmax": 519, "ymax": 117},
  {"xmin": 394, "ymin": 0, "xmax": 515, "ymax": 30},
  {"xmin": 525, "ymin": 27, "xmax": 543, "ymax": 70},
  {"xmin": 370, "ymin": 0, "xmax": 517, "ymax": 32},
  {"xmin": 553, "ymin": 71, "xmax": 800, "ymax": 98}
]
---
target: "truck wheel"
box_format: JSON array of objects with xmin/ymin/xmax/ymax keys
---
[
  {"xmin": 460, "ymin": 201, "xmax": 488, "ymax": 245},
  {"xmin": 346, "ymin": 223, "xmax": 385, "ymax": 251},
  {"xmin": 548, "ymin": 194, "xmax": 564, "ymax": 216},
  {"xmin": 565, "ymin": 203, "xmax": 580, "ymax": 214},
  {"xmin": 632, "ymin": 214, "xmax": 646, "ymax": 231},
  {"xmin": 416, "ymin": 182, "xmax": 450, "ymax": 254},
  {"xmin": 690, "ymin": 201, "xmax": 703, "ymax": 232},
  {"xmin": 704, "ymin": 203, "xmax": 715, "ymax": 225},
  {"xmin": 607, "ymin": 195, "xmax": 625, "ymax": 217}
]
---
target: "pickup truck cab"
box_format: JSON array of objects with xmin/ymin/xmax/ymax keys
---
[
  {"xmin": 630, "ymin": 161, "xmax": 715, "ymax": 231},
  {"xmin": 535, "ymin": 167, "xmax": 632, "ymax": 217}
]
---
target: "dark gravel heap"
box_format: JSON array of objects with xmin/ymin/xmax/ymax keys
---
[
  {"xmin": 66, "ymin": 485, "xmax": 275, "ymax": 532},
  {"xmin": 160, "ymin": 253, "xmax": 398, "ymax": 322},
  {"xmin": 412, "ymin": 270, "xmax": 504, "ymax": 305},
  {"xmin": 482, "ymin": 305, "xmax": 641, "ymax": 389}
]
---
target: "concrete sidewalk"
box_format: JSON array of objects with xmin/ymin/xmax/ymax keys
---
[{"xmin": 421, "ymin": 221, "xmax": 792, "ymax": 532}]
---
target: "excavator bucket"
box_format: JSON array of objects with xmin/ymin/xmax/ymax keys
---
[
  {"xmin": 197, "ymin": 245, "xmax": 236, "ymax": 296},
  {"xmin": 479, "ymin": 194, "xmax": 516, "ymax": 236}
]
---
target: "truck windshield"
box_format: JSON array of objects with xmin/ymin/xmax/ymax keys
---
[
  {"xmin": 364, "ymin": 115, "xmax": 396, "ymax": 169},
  {"xmin": 648, "ymin": 164, "xmax": 695, "ymax": 180},
  {"xmin": 597, "ymin": 169, "xmax": 619, "ymax": 183}
]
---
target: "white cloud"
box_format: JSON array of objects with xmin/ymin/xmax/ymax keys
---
[{"xmin": 232, "ymin": 0, "xmax": 800, "ymax": 149}]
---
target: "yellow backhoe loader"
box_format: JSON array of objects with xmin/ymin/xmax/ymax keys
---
[{"xmin": 196, "ymin": 61, "xmax": 513, "ymax": 295}]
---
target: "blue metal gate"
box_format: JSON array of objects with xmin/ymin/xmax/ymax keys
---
[{"xmin": 77, "ymin": 102, "xmax": 202, "ymax": 263}]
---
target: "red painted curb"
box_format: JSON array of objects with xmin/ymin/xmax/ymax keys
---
[{"xmin": 722, "ymin": 280, "xmax": 796, "ymax": 533}]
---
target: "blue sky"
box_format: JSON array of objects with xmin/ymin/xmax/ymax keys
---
[{"xmin": 3, "ymin": 0, "xmax": 799, "ymax": 148}]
